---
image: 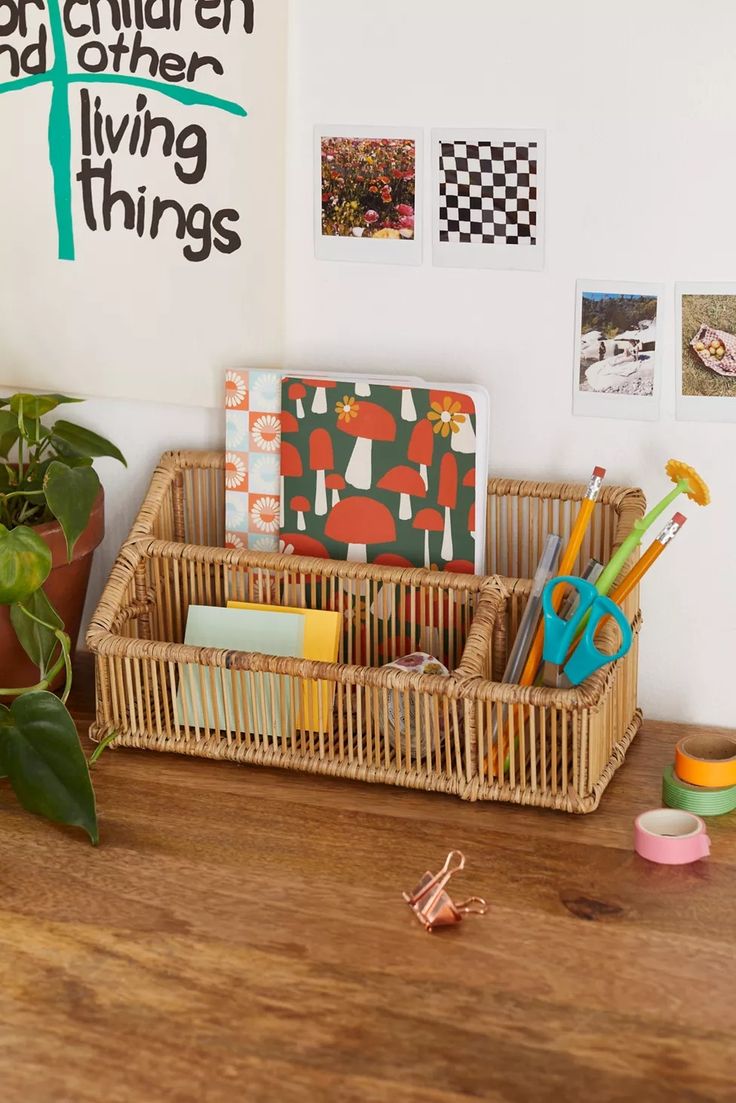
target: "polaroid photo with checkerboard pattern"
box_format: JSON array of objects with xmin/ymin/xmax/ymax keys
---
[{"xmin": 432, "ymin": 128, "xmax": 545, "ymax": 271}]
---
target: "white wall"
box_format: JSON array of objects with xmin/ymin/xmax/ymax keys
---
[
  {"xmin": 283, "ymin": 0, "xmax": 736, "ymax": 726},
  {"xmin": 5, "ymin": 0, "xmax": 734, "ymax": 727}
]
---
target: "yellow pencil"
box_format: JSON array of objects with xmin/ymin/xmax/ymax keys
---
[{"xmin": 608, "ymin": 513, "xmax": 686, "ymax": 607}]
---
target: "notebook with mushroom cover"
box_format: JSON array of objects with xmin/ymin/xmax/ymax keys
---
[
  {"xmin": 279, "ymin": 378, "xmax": 489, "ymax": 572},
  {"xmin": 224, "ymin": 369, "xmax": 422, "ymax": 552}
]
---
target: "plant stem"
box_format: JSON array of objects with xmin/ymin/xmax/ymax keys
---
[
  {"xmin": 1, "ymin": 489, "xmax": 46, "ymax": 502},
  {"xmin": 0, "ymin": 606, "xmax": 72, "ymax": 698},
  {"xmin": 89, "ymin": 731, "xmax": 119, "ymax": 765},
  {"xmin": 0, "ymin": 662, "xmax": 61, "ymax": 696},
  {"xmin": 57, "ymin": 630, "xmax": 73, "ymax": 703},
  {"xmin": 16, "ymin": 407, "xmax": 24, "ymax": 485}
]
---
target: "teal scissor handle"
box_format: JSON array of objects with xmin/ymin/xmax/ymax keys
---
[{"xmin": 542, "ymin": 576, "xmax": 632, "ymax": 687}]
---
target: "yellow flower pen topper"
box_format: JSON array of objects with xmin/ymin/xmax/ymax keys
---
[{"xmin": 594, "ymin": 460, "xmax": 710, "ymax": 597}]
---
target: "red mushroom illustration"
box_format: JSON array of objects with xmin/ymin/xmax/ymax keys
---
[
  {"xmin": 326, "ymin": 472, "xmax": 346, "ymax": 507},
  {"xmin": 337, "ymin": 401, "xmax": 397, "ymax": 490},
  {"xmin": 280, "ymin": 441, "xmax": 303, "ymax": 526},
  {"xmin": 325, "ymin": 496, "xmax": 396, "ymax": 562},
  {"xmin": 355, "ymin": 379, "xmax": 372, "ymax": 397},
  {"xmin": 280, "ymin": 410, "xmax": 299, "ymax": 436},
  {"xmin": 438, "ymin": 452, "xmax": 458, "ymax": 561},
  {"xmin": 377, "ymin": 465, "xmax": 427, "ymax": 521},
  {"xmin": 373, "ymin": 553, "xmax": 413, "ymax": 568},
  {"xmin": 391, "ymin": 386, "xmax": 417, "ymax": 422},
  {"xmin": 429, "ymin": 390, "xmax": 476, "ymax": 455},
  {"xmin": 468, "ymin": 501, "xmax": 476, "ymax": 540},
  {"xmin": 407, "ymin": 419, "xmax": 435, "ymax": 491},
  {"xmin": 445, "ymin": 559, "xmax": 474, "ymax": 574},
  {"xmin": 303, "ymin": 378, "xmax": 337, "ymax": 416},
  {"xmin": 413, "ymin": 508, "xmax": 443, "ymax": 569},
  {"xmin": 289, "ymin": 381, "xmax": 307, "ymax": 419},
  {"xmin": 462, "ymin": 467, "xmax": 476, "ymax": 489},
  {"xmin": 280, "ymin": 533, "xmax": 329, "ymax": 558},
  {"xmin": 291, "ymin": 495, "xmax": 310, "ymax": 532},
  {"xmin": 309, "ymin": 428, "xmax": 334, "ymax": 517}
]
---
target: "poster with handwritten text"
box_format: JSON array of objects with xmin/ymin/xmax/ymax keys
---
[{"xmin": 0, "ymin": 1, "xmax": 287, "ymax": 406}]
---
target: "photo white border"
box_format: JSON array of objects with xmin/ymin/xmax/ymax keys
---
[
  {"xmin": 676, "ymin": 282, "xmax": 736, "ymax": 423},
  {"xmin": 315, "ymin": 126, "xmax": 423, "ymax": 266},
  {"xmin": 431, "ymin": 128, "xmax": 546, "ymax": 272},
  {"xmin": 572, "ymin": 280, "xmax": 664, "ymax": 422}
]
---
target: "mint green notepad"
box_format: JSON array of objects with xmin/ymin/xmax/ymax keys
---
[{"xmin": 177, "ymin": 605, "xmax": 305, "ymax": 739}]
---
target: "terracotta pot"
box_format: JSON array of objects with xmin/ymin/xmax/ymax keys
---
[{"xmin": 0, "ymin": 490, "xmax": 105, "ymax": 690}]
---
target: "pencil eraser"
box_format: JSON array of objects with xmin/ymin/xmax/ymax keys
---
[
  {"xmin": 593, "ymin": 466, "xmax": 606, "ymax": 478},
  {"xmin": 673, "ymin": 512, "xmax": 687, "ymax": 525}
]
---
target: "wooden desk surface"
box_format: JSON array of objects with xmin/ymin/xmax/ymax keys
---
[{"xmin": 2, "ymin": 656, "xmax": 735, "ymax": 1103}]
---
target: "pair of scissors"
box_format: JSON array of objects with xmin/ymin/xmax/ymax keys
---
[{"xmin": 541, "ymin": 576, "xmax": 632, "ymax": 688}]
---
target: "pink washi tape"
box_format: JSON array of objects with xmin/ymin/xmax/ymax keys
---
[{"xmin": 634, "ymin": 809, "xmax": 711, "ymax": 865}]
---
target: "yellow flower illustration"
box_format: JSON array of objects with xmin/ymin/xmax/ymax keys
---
[
  {"xmin": 427, "ymin": 395, "xmax": 467, "ymax": 438},
  {"xmin": 336, "ymin": 395, "xmax": 359, "ymax": 422},
  {"xmin": 373, "ymin": 228, "xmax": 401, "ymax": 238}
]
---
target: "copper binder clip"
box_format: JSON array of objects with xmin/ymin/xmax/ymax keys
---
[{"xmin": 403, "ymin": 850, "xmax": 487, "ymax": 933}]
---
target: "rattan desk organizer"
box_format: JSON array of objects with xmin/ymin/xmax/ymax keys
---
[{"xmin": 87, "ymin": 451, "xmax": 647, "ymax": 812}]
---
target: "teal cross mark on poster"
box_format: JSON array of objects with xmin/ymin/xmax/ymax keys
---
[{"xmin": 0, "ymin": 1, "xmax": 250, "ymax": 262}]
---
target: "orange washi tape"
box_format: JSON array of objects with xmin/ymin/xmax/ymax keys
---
[{"xmin": 674, "ymin": 734, "xmax": 736, "ymax": 789}]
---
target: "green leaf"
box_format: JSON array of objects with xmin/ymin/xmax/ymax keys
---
[
  {"xmin": 0, "ymin": 692, "xmax": 98, "ymax": 844},
  {"xmin": 0, "ymin": 410, "xmax": 17, "ymax": 437},
  {"xmin": 10, "ymin": 590, "xmax": 64, "ymax": 678},
  {"xmin": 43, "ymin": 461, "xmax": 100, "ymax": 561},
  {"xmin": 21, "ymin": 418, "xmax": 50, "ymax": 443},
  {"xmin": 17, "ymin": 459, "xmax": 53, "ymax": 492},
  {"xmin": 53, "ymin": 455, "xmax": 93, "ymax": 469},
  {"xmin": 0, "ymin": 429, "xmax": 19, "ymax": 458},
  {"xmin": 51, "ymin": 421, "xmax": 126, "ymax": 466},
  {"xmin": 9, "ymin": 394, "xmax": 83, "ymax": 420},
  {"xmin": 0, "ymin": 524, "xmax": 52, "ymax": 604}
]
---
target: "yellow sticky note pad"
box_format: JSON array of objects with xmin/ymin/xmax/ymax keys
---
[{"xmin": 227, "ymin": 601, "xmax": 341, "ymax": 733}]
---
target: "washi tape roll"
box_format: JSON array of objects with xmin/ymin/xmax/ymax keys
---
[
  {"xmin": 634, "ymin": 808, "xmax": 710, "ymax": 865},
  {"xmin": 384, "ymin": 653, "xmax": 450, "ymax": 748},
  {"xmin": 663, "ymin": 764, "xmax": 736, "ymax": 817},
  {"xmin": 674, "ymin": 734, "xmax": 736, "ymax": 789}
]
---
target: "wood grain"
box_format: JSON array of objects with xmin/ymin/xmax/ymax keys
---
[{"xmin": 1, "ymin": 655, "xmax": 734, "ymax": 1103}]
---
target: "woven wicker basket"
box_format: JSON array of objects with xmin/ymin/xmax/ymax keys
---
[{"xmin": 87, "ymin": 451, "xmax": 647, "ymax": 812}]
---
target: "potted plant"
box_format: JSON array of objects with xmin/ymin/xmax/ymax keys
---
[{"xmin": 0, "ymin": 392, "xmax": 126, "ymax": 843}]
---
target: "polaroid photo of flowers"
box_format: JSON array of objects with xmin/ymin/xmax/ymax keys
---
[{"xmin": 315, "ymin": 126, "xmax": 423, "ymax": 265}]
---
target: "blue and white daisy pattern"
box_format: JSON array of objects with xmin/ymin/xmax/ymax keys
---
[
  {"xmin": 249, "ymin": 371, "xmax": 280, "ymax": 410},
  {"xmin": 250, "ymin": 454, "xmax": 280, "ymax": 494},
  {"xmin": 226, "ymin": 411, "xmax": 249, "ymax": 452}
]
